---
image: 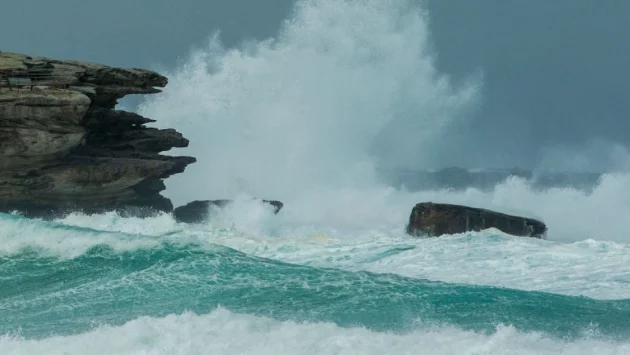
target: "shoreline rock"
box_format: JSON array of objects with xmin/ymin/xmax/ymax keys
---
[
  {"xmin": 0, "ymin": 51, "xmax": 195, "ymax": 218},
  {"xmin": 173, "ymin": 199, "xmax": 284, "ymax": 224},
  {"xmin": 406, "ymin": 202, "xmax": 547, "ymax": 238}
]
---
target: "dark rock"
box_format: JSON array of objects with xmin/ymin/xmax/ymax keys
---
[
  {"xmin": 158, "ymin": 156, "xmax": 197, "ymax": 178},
  {"xmin": 2, "ymin": 193, "xmax": 173, "ymax": 220},
  {"xmin": 84, "ymin": 127, "xmax": 189, "ymax": 153},
  {"xmin": 82, "ymin": 108, "xmax": 155, "ymax": 133},
  {"xmin": 0, "ymin": 51, "xmax": 195, "ymax": 217},
  {"xmin": 173, "ymin": 199, "xmax": 284, "ymax": 224},
  {"xmin": 406, "ymin": 202, "xmax": 547, "ymax": 238},
  {"xmin": 132, "ymin": 178, "xmax": 166, "ymax": 194}
]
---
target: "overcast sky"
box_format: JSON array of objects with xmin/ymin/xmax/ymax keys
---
[{"xmin": 2, "ymin": 0, "xmax": 628, "ymax": 170}]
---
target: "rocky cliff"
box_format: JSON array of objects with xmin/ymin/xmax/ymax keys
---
[{"xmin": 0, "ymin": 51, "xmax": 195, "ymax": 218}]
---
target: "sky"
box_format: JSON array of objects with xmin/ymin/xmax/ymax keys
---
[{"xmin": 1, "ymin": 0, "xmax": 629, "ymax": 171}]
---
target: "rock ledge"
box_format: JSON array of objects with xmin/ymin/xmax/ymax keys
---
[{"xmin": 0, "ymin": 51, "xmax": 195, "ymax": 218}]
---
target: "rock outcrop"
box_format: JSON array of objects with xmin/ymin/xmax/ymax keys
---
[
  {"xmin": 406, "ymin": 202, "xmax": 547, "ymax": 238},
  {"xmin": 0, "ymin": 51, "xmax": 195, "ymax": 218},
  {"xmin": 173, "ymin": 199, "xmax": 284, "ymax": 224}
]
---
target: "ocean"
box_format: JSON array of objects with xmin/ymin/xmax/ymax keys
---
[
  {"xmin": 2, "ymin": 0, "xmax": 630, "ymax": 354},
  {"xmin": 1, "ymin": 203, "xmax": 630, "ymax": 354}
]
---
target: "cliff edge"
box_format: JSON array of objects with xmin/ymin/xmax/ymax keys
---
[{"xmin": 0, "ymin": 51, "xmax": 195, "ymax": 218}]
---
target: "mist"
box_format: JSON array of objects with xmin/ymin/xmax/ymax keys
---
[
  {"xmin": 1, "ymin": 0, "xmax": 629, "ymax": 171},
  {"xmin": 137, "ymin": 0, "xmax": 478, "ymax": 203}
]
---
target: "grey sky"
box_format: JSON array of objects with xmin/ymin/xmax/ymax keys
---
[
  {"xmin": 1, "ymin": 0, "xmax": 628, "ymax": 170},
  {"xmin": 426, "ymin": 0, "xmax": 630, "ymax": 169},
  {"xmin": 0, "ymin": 0, "xmax": 293, "ymax": 67}
]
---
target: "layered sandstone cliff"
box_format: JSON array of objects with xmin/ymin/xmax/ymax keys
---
[{"xmin": 0, "ymin": 51, "xmax": 195, "ymax": 218}]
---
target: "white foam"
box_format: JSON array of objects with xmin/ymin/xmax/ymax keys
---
[
  {"xmin": 32, "ymin": 197, "xmax": 628, "ymax": 300},
  {"xmin": 131, "ymin": 0, "xmax": 630, "ymax": 244},
  {"xmin": 3, "ymin": 172, "xmax": 630, "ymax": 299},
  {"xmin": 57, "ymin": 211, "xmax": 181, "ymax": 237},
  {"xmin": 0, "ymin": 214, "xmax": 165, "ymax": 259},
  {"xmin": 1, "ymin": 308, "xmax": 627, "ymax": 355},
  {"xmin": 210, "ymin": 230, "xmax": 630, "ymax": 300},
  {"xmin": 138, "ymin": 0, "xmax": 479, "ymax": 207},
  {"xmin": 135, "ymin": 172, "xmax": 630, "ymax": 244},
  {"xmin": 132, "ymin": 0, "xmax": 630, "ymax": 298}
]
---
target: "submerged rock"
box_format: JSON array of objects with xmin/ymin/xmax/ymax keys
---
[
  {"xmin": 0, "ymin": 52, "xmax": 195, "ymax": 218},
  {"xmin": 406, "ymin": 202, "xmax": 547, "ymax": 238},
  {"xmin": 173, "ymin": 199, "xmax": 284, "ymax": 224}
]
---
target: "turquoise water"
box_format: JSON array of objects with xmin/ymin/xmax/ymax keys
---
[
  {"xmin": 1, "ymin": 205, "xmax": 630, "ymax": 354},
  {"xmin": 3, "ymin": 238, "xmax": 630, "ymax": 340},
  {"xmin": 4, "ymin": 0, "xmax": 630, "ymax": 352}
]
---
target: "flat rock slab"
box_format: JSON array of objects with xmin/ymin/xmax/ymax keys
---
[
  {"xmin": 173, "ymin": 199, "xmax": 284, "ymax": 224},
  {"xmin": 406, "ymin": 202, "xmax": 547, "ymax": 238}
]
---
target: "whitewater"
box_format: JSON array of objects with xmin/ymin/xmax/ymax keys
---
[{"xmin": 2, "ymin": 0, "xmax": 630, "ymax": 354}]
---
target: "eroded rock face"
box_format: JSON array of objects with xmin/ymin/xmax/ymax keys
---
[
  {"xmin": 173, "ymin": 199, "xmax": 284, "ymax": 224},
  {"xmin": 406, "ymin": 202, "xmax": 547, "ymax": 238},
  {"xmin": 0, "ymin": 89, "xmax": 89, "ymax": 163},
  {"xmin": 0, "ymin": 52, "xmax": 195, "ymax": 218}
]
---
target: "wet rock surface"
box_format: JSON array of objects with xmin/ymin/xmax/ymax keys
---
[
  {"xmin": 406, "ymin": 202, "xmax": 547, "ymax": 238},
  {"xmin": 174, "ymin": 199, "xmax": 284, "ymax": 224}
]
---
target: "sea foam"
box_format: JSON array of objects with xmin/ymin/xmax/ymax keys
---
[{"xmin": 2, "ymin": 308, "xmax": 628, "ymax": 355}]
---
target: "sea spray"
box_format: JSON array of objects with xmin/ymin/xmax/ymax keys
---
[
  {"xmin": 136, "ymin": 0, "xmax": 630, "ymax": 244},
  {"xmin": 3, "ymin": 309, "xmax": 629, "ymax": 355},
  {"xmin": 2, "ymin": 212, "xmax": 629, "ymax": 300},
  {"xmin": 3, "ymin": 0, "xmax": 630, "ymax": 353},
  {"xmin": 138, "ymin": 0, "xmax": 479, "ymax": 206}
]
